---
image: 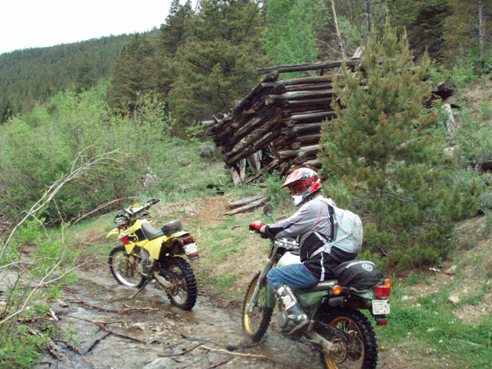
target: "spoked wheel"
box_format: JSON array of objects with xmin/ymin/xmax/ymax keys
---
[
  {"xmin": 242, "ymin": 272, "xmax": 273, "ymax": 342},
  {"xmin": 108, "ymin": 246, "xmax": 145, "ymax": 288},
  {"xmin": 319, "ymin": 310, "xmax": 378, "ymax": 369},
  {"xmin": 160, "ymin": 257, "xmax": 197, "ymax": 310}
]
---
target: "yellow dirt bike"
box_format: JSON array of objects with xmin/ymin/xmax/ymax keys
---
[{"xmin": 107, "ymin": 199, "xmax": 198, "ymax": 310}]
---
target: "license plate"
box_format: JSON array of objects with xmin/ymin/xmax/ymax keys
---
[
  {"xmin": 372, "ymin": 300, "xmax": 390, "ymax": 315},
  {"xmin": 183, "ymin": 243, "xmax": 198, "ymax": 255}
]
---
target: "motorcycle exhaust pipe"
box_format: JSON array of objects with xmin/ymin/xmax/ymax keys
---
[{"xmin": 153, "ymin": 272, "xmax": 173, "ymax": 288}]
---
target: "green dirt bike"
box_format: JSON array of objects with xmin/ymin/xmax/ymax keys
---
[{"xmin": 243, "ymin": 229, "xmax": 392, "ymax": 369}]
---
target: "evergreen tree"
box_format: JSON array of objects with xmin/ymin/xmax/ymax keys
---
[
  {"xmin": 75, "ymin": 54, "xmax": 97, "ymax": 93},
  {"xmin": 158, "ymin": 0, "xmax": 193, "ymax": 56},
  {"xmin": 443, "ymin": 0, "xmax": 492, "ymax": 70},
  {"xmin": 167, "ymin": 0, "xmax": 266, "ymax": 128},
  {"xmin": 107, "ymin": 34, "xmax": 158, "ymax": 115},
  {"xmin": 261, "ymin": 0, "xmax": 321, "ymax": 65},
  {"xmin": 155, "ymin": 0, "xmax": 194, "ymax": 98},
  {"xmin": 388, "ymin": 0, "xmax": 450, "ymax": 60},
  {"xmin": 319, "ymin": 25, "xmax": 460, "ymax": 268}
]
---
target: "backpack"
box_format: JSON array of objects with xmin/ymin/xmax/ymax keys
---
[
  {"xmin": 310, "ymin": 200, "xmax": 364, "ymax": 258},
  {"xmin": 325, "ymin": 202, "xmax": 363, "ymax": 254}
]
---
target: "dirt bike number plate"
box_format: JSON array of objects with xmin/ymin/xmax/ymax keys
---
[
  {"xmin": 184, "ymin": 243, "xmax": 198, "ymax": 255},
  {"xmin": 372, "ymin": 300, "xmax": 390, "ymax": 315}
]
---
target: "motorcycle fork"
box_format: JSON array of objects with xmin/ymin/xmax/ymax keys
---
[{"xmin": 246, "ymin": 258, "xmax": 276, "ymax": 313}]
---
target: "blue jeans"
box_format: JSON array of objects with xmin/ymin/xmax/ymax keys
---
[{"xmin": 267, "ymin": 263, "xmax": 318, "ymax": 289}]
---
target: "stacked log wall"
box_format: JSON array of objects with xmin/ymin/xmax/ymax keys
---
[
  {"xmin": 204, "ymin": 60, "xmax": 354, "ymax": 184},
  {"xmin": 204, "ymin": 58, "xmax": 455, "ymax": 184}
]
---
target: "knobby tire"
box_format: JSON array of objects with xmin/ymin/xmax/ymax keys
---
[{"xmin": 242, "ymin": 272, "xmax": 273, "ymax": 342}]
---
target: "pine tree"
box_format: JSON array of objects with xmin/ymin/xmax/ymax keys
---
[
  {"xmin": 167, "ymin": 0, "xmax": 266, "ymax": 128},
  {"xmin": 155, "ymin": 0, "xmax": 194, "ymax": 99},
  {"xmin": 107, "ymin": 34, "xmax": 158, "ymax": 115},
  {"xmin": 261, "ymin": 0, "xmax": 321, "ymax": 65},
  {"xmin": 75, "ymin": 54, "xmax": 97, "ymax": 93},
  {"xmin": 319, "ymin": 25, "xmax": 458, "ymax": 268},
  {"xmin": 388, "ymin": 0, "xmax": 451, "ymax": 60}
]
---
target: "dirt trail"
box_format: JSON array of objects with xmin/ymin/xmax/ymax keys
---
[{"xmin": 35, "ymin": 268, "xmax": 323, "ymax": 369}]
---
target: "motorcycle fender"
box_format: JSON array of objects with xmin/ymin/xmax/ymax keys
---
[
  {"xmin": 144, "ymin": 237, "xmax": 165, "ymax": 260},
  {"xmin": 124, "ymin": 243, "xmax": 137, "ymax": 254},
  {"xmin": 106, "ymin": 228, "xmax": 119, "ymax": 238},
  {"xmin": 169, "ymin": 230, "xmax": 190, "ymax": 238}
]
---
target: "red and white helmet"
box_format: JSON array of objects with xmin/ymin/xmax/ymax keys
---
[{"xmin": 281, "ymin": 167, "xmax": 321, "ymax": 206}]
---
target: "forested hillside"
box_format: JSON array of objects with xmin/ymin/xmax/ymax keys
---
[{"xmin": 0, "ymin": 34, "xmax": 139, "ymax": 122}]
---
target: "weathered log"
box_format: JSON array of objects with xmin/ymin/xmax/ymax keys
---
[
  {"xmin": 224, "ymin": 197, "xmax": 269, "ymax": 215},
  {"xmin": 280, "ymin": 97, "xmax": 333, "ymax": 109},
  {"xmin": 278, "ymin": 145, "xmax": 320, "ymax": 160},
  {"xmin": 228, "ymin": 195, "xmax": 268, "ymax": 209},
  {"xmin": 257, "ymin": 59, "xmax": 360, "ymax": 74},
  {"xmin": 225, "ymin": 130, "xmax": 282, "ymax": 165},
  {"xmin": 291, "ymin": 122, "xmax": 327, "ymax": 135},
  {"xmin": 284, "ymin": 82, "xmax": 333, "ymax": 92},
  {"xmin": 245, "ymin": 158, "xmax": 281, "ymax": 184},
  {"xmin": 291, "ymin": 111, "xmax": 335, "ymax": 122},
  {"xmin": 261, "ymin": 75, "xmax": 333, "ymax": 88},
  {"xmin": 266, "ymin": 90, "xmax": 335, "ymax": 105}
]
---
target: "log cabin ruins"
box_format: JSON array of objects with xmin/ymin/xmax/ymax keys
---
[{"xmin": 204, "ymin": 58, "xmax": 458, "ymax": 185}]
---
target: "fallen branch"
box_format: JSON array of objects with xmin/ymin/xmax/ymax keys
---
[
  {"xmin": 67, "ymin": 299, "xmax": 159, "ymax": 314},
  {"xmin": 199, "ymin": 345, "xmax": 267, "ymax": 360},
  {"xmin": 159, "ymin": 343, "xmax": 203, "ymax": 357},
  {"xmin": 69, "ymin": 197, "xmax": 130, "ymax": 226},
  {"xmin": 85, "ymin": 332, "xmax": 112, "ymax": 354}
]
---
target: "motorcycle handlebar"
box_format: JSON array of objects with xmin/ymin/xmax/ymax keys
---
[{"xmin": 145, "ymin": 198, "xmax": 160, "ymax": 208}]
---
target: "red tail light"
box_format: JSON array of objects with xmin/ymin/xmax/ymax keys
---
[
  {"xmin": 375, "ymin": 285, "xmax": 391, "ymax": 297},
  {"xmin": 120, "ymin": 235, "xmax": 129, "ymax": 245},
  {"xmin": 183, "ymin": 236, "xmax": 196, "ymax": 244},
  {"xmin": 376, "ymin": 319, "xmax": 388, "ymax": 326}
]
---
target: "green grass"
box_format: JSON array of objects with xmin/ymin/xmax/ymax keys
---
[{"xmin": 376, "ymin": 305, "xmax": 492, "ymax": 369}]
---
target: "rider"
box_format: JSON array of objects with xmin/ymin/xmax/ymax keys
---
[{"xmin": 250, "ymin": 167, "xmax": 357, "ymax": 335}]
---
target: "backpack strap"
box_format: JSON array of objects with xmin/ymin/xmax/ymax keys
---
[
  {"xmin": 309, "ymin": 202, "xmax": 335, "ymax": 259},
  {"xmin": 326, "ymin": 203, "xmax": 335, "ymax": 242}
]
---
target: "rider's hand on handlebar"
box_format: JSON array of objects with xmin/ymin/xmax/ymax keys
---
[{"xmin": 249, "ymin": 221, "xmax": 266, "ymax": 235}]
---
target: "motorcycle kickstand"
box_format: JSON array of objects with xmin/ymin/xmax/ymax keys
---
[{"xmin": 131, "ymin": 277, "xmax": 152, "ymax": 299}]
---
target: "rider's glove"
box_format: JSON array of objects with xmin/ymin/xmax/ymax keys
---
[{"xmin": 249, "ymin": 220, "xmax": 265, "ymax": 233}]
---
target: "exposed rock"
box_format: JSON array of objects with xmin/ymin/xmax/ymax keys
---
[
  {"xmin": 444, "ymin": 265, "xmax": 457, "ymax": 275},
  {"xmin": 143, "ymin": 358, "xmax": 179, "ymax": 369},
  {"xmin": 449, "ymin": 294, "xmax": 460, "ymax": 305}
]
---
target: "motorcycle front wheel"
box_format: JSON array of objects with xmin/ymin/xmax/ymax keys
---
[
  {"xmin": 160, "ymin": 257, "xmax": 197, "ymax": 311},
  {"xmin": 242, "ymin": 272, "xmax": 273, "ymax": 342},
  {"xmin": 108, "ymin": 246, "xmax": 145, "ymax": 288},
  {"xmin": 318, "ymin": 310, "xmax": 378, "ymax": 369}
]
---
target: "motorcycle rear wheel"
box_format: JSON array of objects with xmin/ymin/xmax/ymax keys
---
[
  {"xmin": 318, "ymin": 310, "xmax": 378, "ymax": 369},
  {"xmin": 108, "ymin": 246, "xmax": 145, "ymax": 288},
  {"xmin": 160, "ymin": 257, "xmax": 197, "ymax": 311},
  {"xmin": 242, "ymin": 272, "xmax": 273, "ymax": 342}
]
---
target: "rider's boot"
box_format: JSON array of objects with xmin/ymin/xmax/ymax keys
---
[{"xmin": 275, "ymin": 285, "xmax": 309, "ymax": 335}]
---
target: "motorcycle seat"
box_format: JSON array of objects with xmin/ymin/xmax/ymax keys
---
[
  {"xmin": 161, "ymin": 220, "xmax": 183, "ymax": 236},
  {"xmin": 141, "ymin": 222, "xmax": 164, "ymax": 240},
  {"xmin": 303, "ymin": 279, "xmax": 339, "ymax": 292}
]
